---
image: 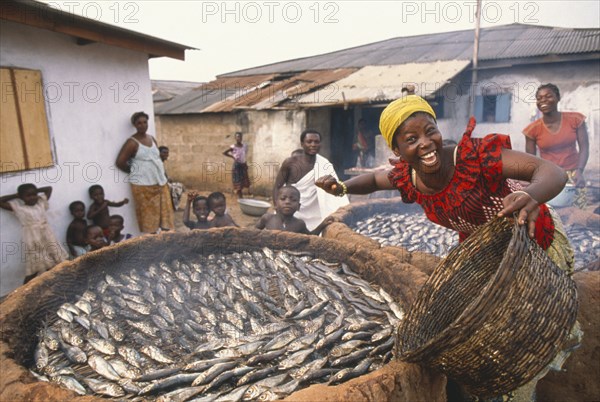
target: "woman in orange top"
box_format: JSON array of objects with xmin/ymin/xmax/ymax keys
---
[{"xmin": 523, "ymin": 83, "xmax": 589, "ymax": 208}]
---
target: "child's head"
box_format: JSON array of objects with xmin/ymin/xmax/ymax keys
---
[
  {"xmin": 88, "ymin": 185, "xmax": 105, "ymax": 203},
  {"xmin": 69, "ymin": 201, "xmax": 85, "ymax": 219},
  {"xmin": 234, "ymin": 132, "xmax": 243, "ymax": 143},
  {"xmin": 108, "ymin": 215, "xmax": 124, "ymax": 235},
  {"xmin": 276, "ymin": 186, "xmax": 301, "ymax": 217},
  {"xmin": 291, "ymin": 148, "xmax": 303, "ymax": 157},
  {"xmin": 192, "ymin": 196, "xmax": 210, "ymax": 222},
  {"xmin": 17, "ymin": 183, "xmax": 38, "ymax": 206},
  {"xmin": 207, "ymin": 192, "xmax": 227, "ymax": 217},
  {"xmin": 85, "ymin": 225, "xmax": 107, "ymax": 250},
  {"xmin": 159, "ymin": 146, "xmax": 169, "ymax": 162}
]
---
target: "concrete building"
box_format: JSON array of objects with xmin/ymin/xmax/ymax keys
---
[
  {"xmin": 155, "ymin": 23, "xmax": 600, "ymax": 195},
  {"xmin": 0, "ymin": 0, "xmax": 190, "ymax": 295}
]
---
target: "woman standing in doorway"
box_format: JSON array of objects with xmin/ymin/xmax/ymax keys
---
[{"xmin": 116, "ymin": 112, "xmax": 174, "ymax": 233}]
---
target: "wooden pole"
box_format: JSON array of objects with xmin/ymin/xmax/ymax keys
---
[{"xmin": 468, "ymin": 0, "xmax": 482, "ymax": 117}]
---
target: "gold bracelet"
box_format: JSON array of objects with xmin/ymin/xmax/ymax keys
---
[{"xmin": 337, "ymin": 181, "xmax": 348, "ymax": 197}]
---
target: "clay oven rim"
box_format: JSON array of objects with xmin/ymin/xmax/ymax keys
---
[{"xmin": 0, "ymin": 228, "xmax": 428, "ymax": 401}]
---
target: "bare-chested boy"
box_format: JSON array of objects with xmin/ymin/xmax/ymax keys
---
[
  {"xmin": 258, "ymin": 186, "xmax": 333, "ymax": 235},
  {"xmin": 272, "ymin": 129, "xmax": 348, "ymax": 231}
]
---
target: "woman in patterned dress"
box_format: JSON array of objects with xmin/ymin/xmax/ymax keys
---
[
  {"xmin": 317, "ymin": 94, "xmax": 580, "ymax": 401},
  {"xmin": 317, "ymin": 95, "xmax": 574, "ymax": 273}
]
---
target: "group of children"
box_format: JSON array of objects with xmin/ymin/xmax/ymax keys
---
[
  {"xmin": 1, "ymin": 183, "xmax": 131, "ymax": 284},
  {"xmin": 183, "ymin": 191, "xmax": 239, "ymax": 229},
  {"xmin": 66, "ymin": 184, "xmax": 131, "ymax": 257},
  {"xmin": 184, "ymin": 186, "xmax": 332, "ymax": 235}
]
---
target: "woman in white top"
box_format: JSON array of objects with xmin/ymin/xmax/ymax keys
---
[{"xmin": 116, "ymin": 112, "xmax": 174, "ymax": 233}]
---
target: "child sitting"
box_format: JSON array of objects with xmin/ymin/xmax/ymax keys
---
[
  {"xmin": 183, "ymin": 191, "xmax": 212, "ymax": 230},
  {"xmin": 85, "ymin": 225, "xmax": 108, "ymax": 252},
  {"xmin": 0, "ymin": 184, "xmax": 68, "ymax": 283},
  {"xmin": 87, "ymin": 184, "xmax": 129, "ymax": 237},
  {"xmin": 108, "ymin": 215, "xmax": 133, "ymax": 244},
  {"xmin": 66, "ymin": 201, "xmax": 88, "ymax": 258},
  {"xmin": 256, "ymin": 185, "xmax": 333, "ymax": 235},
  {"xmin": 207, "ymin": 191, "xmax": 238, "ymax": 228}
]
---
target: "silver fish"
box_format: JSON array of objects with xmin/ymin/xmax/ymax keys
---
[
  {"xmin": 140, "ymin": 344, "xmax": 174, "ymax": 364},
  {"xmin": 191, "ymin": 360, "xmax": 239, "ymax": 386},
  {"xmin": 106, "ymin": 321, "xmax": 125, "ymax": 342},
  {"xmin": 56, "ymin": 307, "xmax": 73, "ymax": 323},
  {"xmin": 52, "ymin": 375, "xmax": 86, "ymax": 395},
  {"xmin": 88, "ymin": 354, "xmax": 120, "ymax": 381},
  {"xmin": 108, "ymin": 358, "xmax": 141, "ymax": 379},
  {"xmin": 74, "ymin": 299, "xmax": 92, "ymax": 315},
  {"xmin": 87, "ymin": 337, "xmax": 116, "ymax": 355},
  {"xmin": 60, "ymin": 342, "xmax": 87, "ymax": 364},
  {"xmin": 83, "ymin": 377, "xmax": 125, "ymax": 397},
  {"xmin": 59, "ymin": 324, "xmax": 83, "ymax": 347},
  {"xmin": 34, "ymin": 342, "xmax": 49, "ymax": 371},
  {"xmin": 330, "ymin": 340, "xmax": 367, "ymax": 358},
  {"xmin": 157, "ymin": 386, "xmax": 205, "ymax": 402},
  {"xmin": 279, "ymin": 348, "xmax": 315, "ymax": 370},
  {"xmin": 118, "ymin": 345, "xmax": 144, "ymax": 369}
]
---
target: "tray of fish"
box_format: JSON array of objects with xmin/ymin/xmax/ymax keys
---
[
  {"xmin": 352, "ymin": 212, "xmax": 459, "ymax": 258},
  {"xmin": 352, "ymin": 211, "xmax": 599, "ymax": 271},
  {"xmin": 565, "ymin": 224, "xmax": 600, "ymax": 271},
  {"xmin": 29, "ymin": 247, "xmax": 403, "ymax": 401}
]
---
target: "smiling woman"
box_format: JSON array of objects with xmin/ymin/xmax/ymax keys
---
[
  {"xmin": 316, "ymin": 95, "xmax": 583, "ymax": 399},
  {"xmin": 523, "ymin": 83, "xmax": 590, "ymax": 209},
  {"xmin": 317, "ymin": 95, "xmax": 574, "ymax": 273}
]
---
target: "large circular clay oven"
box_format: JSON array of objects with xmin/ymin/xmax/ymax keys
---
[{"xmin": 0, "ymin": 228, "xmax": 445, "ymax": 401}]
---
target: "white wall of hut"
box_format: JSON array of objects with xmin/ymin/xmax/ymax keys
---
[{"xmin": 0, "ymin": 20, "xmax": 156, "ymax": 296}]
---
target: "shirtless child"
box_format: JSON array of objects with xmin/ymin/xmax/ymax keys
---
[
  {"xmin": 87, "ymin": 185, "xmax": 129, "ymax": 237},
  {"xmin": 257, "ymin": 186, "xmax": 333, "ymax": 235},
  {"xmin": 273, "ymin": 129, "xmax": 348, "ymax": 231},
  {"xmin": 207, "ymin": 192, "xmax": 238, "ymax": 228},
  {"xmin": 66, "ymin": 201, "xmax": 88, "ymax": 257}
]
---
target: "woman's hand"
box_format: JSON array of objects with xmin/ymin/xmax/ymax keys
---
[
  {"xmin": 316, "ymin": 175, "xmax": 342, "ymax": 196},
  {"xmin": 497, "ymin": 191, "xmax": 540, "ymax": 238}
]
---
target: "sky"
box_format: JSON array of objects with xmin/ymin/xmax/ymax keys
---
[{"xmin": 41, "ymin": 1, "xmax": 600, "ymax": 83}]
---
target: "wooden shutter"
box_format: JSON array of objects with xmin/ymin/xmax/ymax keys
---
[{"xmin": 0, "ymin": 67, "xmax": 53, "ymax": 173}]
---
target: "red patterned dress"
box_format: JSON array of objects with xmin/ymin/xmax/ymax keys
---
[{"xmin": 387, "ymin": 118, "xmax": 555, "ymax": 250}]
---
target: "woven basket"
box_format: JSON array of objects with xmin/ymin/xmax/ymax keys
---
[{"xmin": 396, "ymin": 216, "xmax": 578, "ymax": 398}]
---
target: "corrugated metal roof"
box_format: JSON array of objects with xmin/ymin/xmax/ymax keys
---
[
  {"xmin": 221, "ymin": 24, "xmax": 599, "ymax": 77},
  {"xmin": 155, "ymin": 74, "xmax": 276, "ymax": 114},
  {"xmin": 155, "ymin": 69, "xmax": 357, "ymax": 114},
  {"xmin": 294, "ymin": 60, "xmax": 471, "ymax": 106}
]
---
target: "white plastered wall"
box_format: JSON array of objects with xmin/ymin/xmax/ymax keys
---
[{"xmin": 1, "ymin": 20, "xmax": 156, "ymax": 296}]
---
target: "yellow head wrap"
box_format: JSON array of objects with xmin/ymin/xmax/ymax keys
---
[{"xmin": 379, "ymin": 95, "xmax": 436, "ymax": 149}]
